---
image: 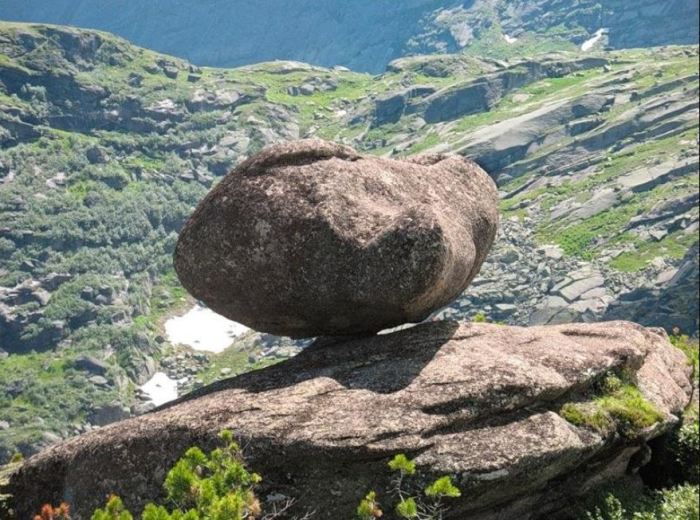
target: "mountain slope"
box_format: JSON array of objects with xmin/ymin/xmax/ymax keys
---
[
  {"xmin": 0, "ymin": 21, "xmax": 698, "ymax": 464},
  {"xmin": 0, "ymin": 0, "xmax": 698, "ymax": 72}
]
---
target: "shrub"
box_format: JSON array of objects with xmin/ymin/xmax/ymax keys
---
[
  {"xmin": 658, "ymin": 485, "xmax": 700, "ymax": 519},
  {"xmin": 584, "ymin": 485, "xmax": 700, "ymax": 520},
  {"xmin": 67, "ymin": 430, "xmax": 309, "ymax": 520},
  {"xmin": 91, "ymin": 496, "xmax": 132, "ymax": 520},
  {"xmin": 89, "ymin": 431, "xmax": 264, "ymax": 520},
  {"xmin": 472, "ymin": 312, "xmax": 487, "ymax": 323},
  {"xmin": 670, "ymin": 332, "xmax": 699, "ymax": 378},
  {"xmin": 357, "ymin": 454, "xmax": 461, "ymax": 520},
  {"xmin": 9, "ymin": 452, "xmax": 24, "ymax": 463},
  {"xmin": 356, "ymin": 492, "xmax": 383, "ymax": 520},
  {"xmin": 672, "ymin": 422, "xmax": 700, "ymax": 484}
]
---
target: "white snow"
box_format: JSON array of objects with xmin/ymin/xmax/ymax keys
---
[
  {"xmin": 504, "ymin": 34, "xmax": 518, "ymax": 44},
  {"xmin": 378, "ymin": 322, "xmax": 419, "ymax": 335},
  {"xmin": 581, "ymin": 29, "xmax": 608, "ymax": 52},
  {"xmin": 165, "ymin": 304, "xmax": 249, "ymax": 353},
  {"xmin": 140, "ymin": 372, "xmax": 178, "ymax": 406}
]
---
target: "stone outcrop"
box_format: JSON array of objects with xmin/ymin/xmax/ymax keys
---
[
  {"xmin": 604, "ymin": 242, "xmax": 700, "ymax": 336},
  {"xmin": 5, "ymin": 320, "xmax": 692, "ymax": 519},
  {"xmin": 174, "ymin": 139, "xmax": 499, "ymax": 337}
]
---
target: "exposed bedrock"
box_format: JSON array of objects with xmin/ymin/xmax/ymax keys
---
[{"xmin": 6, "ymin": 320, "xmax": 692, "ymax": 519}]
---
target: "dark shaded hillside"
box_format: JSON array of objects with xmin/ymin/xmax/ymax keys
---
[
  {"xmin": 0, "ymin": 0, "xmax": 698, "ymax": 72},
  {"xmin": 0, "ymin": 0, "xmax": 449, "ymax": 73}
]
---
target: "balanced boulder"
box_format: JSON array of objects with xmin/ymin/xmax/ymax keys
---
[{"xmin": 174, "ymin": 139, "xmax": 499, "ymax": 337}]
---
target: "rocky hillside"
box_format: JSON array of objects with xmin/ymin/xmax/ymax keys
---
[
  {"xmin": 0, "ymin": 0, "xmax": 698, "ymax": 72},
  {"xmin": 0, "ymin": 21, "xmax": 698, "ymax": 465}
]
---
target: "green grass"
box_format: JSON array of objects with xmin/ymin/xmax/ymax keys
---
[
  {"xmin": 533, "ymin": 162, "xmax": 698, "ymax": 263},
  {"xmin": 462, "ymin": 24, "xmax": 578, "ymax": 61},
  {"xmin": 609, "ymin": 231, "xmax": 699, "ymax": 272},
  {"xmin": 193, "ymin": 339, "xmax": 280, "ymax": 386},
  {"xmin": 451, "ymin": 65, "xmax": 605, "ymax": 137},
  {"xmin": 596, "ymin": 384, "xmax": 664, "ymax": 436},
  {"xmin": 560, "ymin": 375, "xmax": 664, "ymax": 438},
  {"xmin": 540, "ymin": 202, "xmax": 640, "ymax": 259},
  {"xmin": 407, "ymin": 132, "xmax": 441, "ymax": 154},
  {"xmin": 560, "ymin": 402, "xmax": 614, "ymax": 432},
  {"xmin": 670, "ymin": 334, "xmax": 699, "ymax": 380},
  {"xmin": 0, "ymin": 347, "xmax": 124, "ymax": 462}
]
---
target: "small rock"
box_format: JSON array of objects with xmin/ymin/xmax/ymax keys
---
[
  {"xmin": 557, "ymin": 275, "xmax": 605, "ymax": 302},
  {"xmin": 494, "ymin": 303, "xmax": 517, "ymax": 315},
  {"xmin": 132, "ymin": 402, "xmax": 156, "ymax": 415},
  {"xmin": 650, "ymin": 229, "xmax": 668, "ymax": 241},
  {"xmin": 88, "ymin": 375, "xmax": 109, "ymax": 386},
  {"xmin": 73, "ymin": 355, "xmax": 110, "ymax": 376},
  {"xmin": 500, "ymin": 248, "xmax": 520, "ymax": 264},
  {"xmin": 541, "ymin": 245, "xmax": 564, "ymax": 260},
  {"xmin": 41, "ymin": 431, "xmax": 61, "ymax": 444}
]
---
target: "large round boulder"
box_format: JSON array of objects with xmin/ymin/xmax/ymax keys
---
[{"xmin": 174, "ymin": 139, "xmax": 498, "ymax": 337}]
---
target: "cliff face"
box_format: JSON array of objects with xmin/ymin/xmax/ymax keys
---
[{"xmin": 0, "ymin": 0, "xmax": 698, "ymax": 72}]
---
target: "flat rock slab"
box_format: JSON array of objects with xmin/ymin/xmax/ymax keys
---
[
  {"xmin": 557, "ymin": 275, "xmax": 605, "ymax": 302},
  {"xmin": 174, "ymin": 139, "xmax": 499, "ymax": 337},
  {"xmin": 6, "ymin": 321, "xmax": 692, "ymax": 520}
]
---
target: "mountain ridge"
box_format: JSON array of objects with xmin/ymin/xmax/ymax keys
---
[{"xmin": 0, "ymin": 0, "xmax": 698, "ymax": 72}]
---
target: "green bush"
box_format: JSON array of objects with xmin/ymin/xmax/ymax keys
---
[
  {"xmin": 559, "ymin": 374, "xmax": 663, "ymax": 439},
  {"xmin": 356, "ymin": 454, "xmax": 461, "ymax": 520},
  {"xmin": 670, "ymin": 333, "xmax": 699, "ymax": 378},
  {"xmin": 672, "ymin": 422, "xmax": 700, "ymax": 485},
  {"xmin": 89, "ymin": 431, "xmax": 284, "ymax": 520},
  {"xmin": 584, "ymin": 485, "xmax": 699, "ymax": 520},
  {"xmin": 92, "ymin": 496, "xmax": 133, "ymax": 520},
  {"xmin": 356, "ymin": 492, "xmax": 382, "ymax": 520}
]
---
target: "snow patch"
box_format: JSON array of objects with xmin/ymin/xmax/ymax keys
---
[
  {"xmin": 504, "ymin": 34, "xmax": 518, "ymax": 44},
  {"xmin": 378, "ymin": 322, "xmax": 418, "ymax": 335},
  {"xmin": 581, "ymin": 29, "xmax": 608, "ymax": 52},
  {"xmin": 140, "ymin": 372, "xmax": 178, "ymax": 406},
  {"xmin": 165, "ymin": 304, "xmax": 249, "ymax": 353}
]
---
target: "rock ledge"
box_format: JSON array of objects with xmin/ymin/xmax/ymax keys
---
[{"xmin": 6, "ymin": 320, "xmax": 692, "ymax": 519}]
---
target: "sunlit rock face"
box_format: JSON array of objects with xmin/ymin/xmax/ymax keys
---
[
  {"xmin": 174, "ymin": 139, "xmax": 499, "ymax": 338},
  {"xmin": 7, "ymin": 321, "xmax": 692, "ymax": 519}
]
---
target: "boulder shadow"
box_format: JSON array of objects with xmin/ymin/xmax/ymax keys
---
[{"xmin": 164, "ymin": 319, "xmax": 460, "ymax": 406}]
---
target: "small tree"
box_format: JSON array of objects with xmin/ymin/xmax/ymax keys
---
[
  {"xmin": 87, "ymin": 430, "xmax": 308, "ymax": 520},
  {"xmin": 357, "ymin": 454, "xmax": 461, "ymax": 520}
]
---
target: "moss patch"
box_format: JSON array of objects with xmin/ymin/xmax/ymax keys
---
[{"xmin": 560, "ymin": 375, "xmax": 664, "ymax": 438}]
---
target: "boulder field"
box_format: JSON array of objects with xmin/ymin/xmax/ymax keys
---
[{"xmin": 5, "ymin": 321, "xmax": 692, "ymax": 519}]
